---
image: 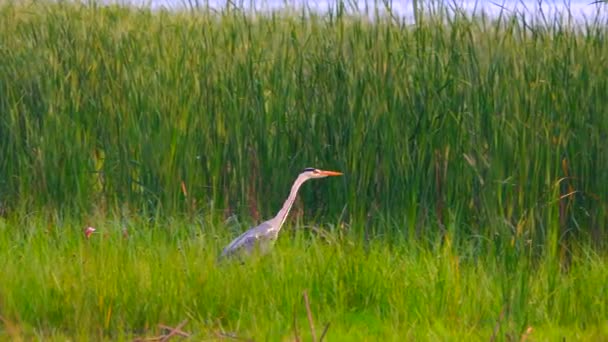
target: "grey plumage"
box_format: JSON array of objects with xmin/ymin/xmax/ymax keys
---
[{"xmin": 219, "ymin": 167, "xmax": 343, "ymax": 260}]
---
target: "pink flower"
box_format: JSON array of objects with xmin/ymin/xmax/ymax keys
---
[{"xmin": 84, "ymin": 227, "xmax": 96, "ymax": 239}]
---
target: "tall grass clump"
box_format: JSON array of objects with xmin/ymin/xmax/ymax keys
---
[{"xmin": 0, "ymin": 216, "xmax": 607, "ymax": 340}]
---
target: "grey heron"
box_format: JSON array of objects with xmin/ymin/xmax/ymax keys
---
[{"xmin": 219, "ymin": 167, "xmax": 343, "ymax": 259}]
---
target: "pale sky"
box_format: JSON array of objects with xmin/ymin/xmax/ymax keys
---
[{"xmin": 111, "ymin": 0, "xmax": 606, "ymax": 23}]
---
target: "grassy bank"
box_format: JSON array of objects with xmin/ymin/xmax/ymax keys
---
[{"xmin": 0, "ymin": 216, "xmax": 607, "ymax": 341}]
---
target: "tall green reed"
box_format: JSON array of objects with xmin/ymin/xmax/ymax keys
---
[{"xmin": 0, "ymin": 1, "xmax": 607, "ymax": 251}]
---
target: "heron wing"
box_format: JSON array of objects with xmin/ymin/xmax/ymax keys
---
[{"xmin": 220, "ymin": 221, "xmax": 274, "ymax": 258}]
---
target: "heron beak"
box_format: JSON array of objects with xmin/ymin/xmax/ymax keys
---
[{"xmin": 319, "ymin": 170, "xmax": 343, "ymax": 176}]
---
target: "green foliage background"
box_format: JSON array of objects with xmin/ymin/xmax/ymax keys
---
[
  {"xmin": 1, "ymin": 2, "xmax": 606, "ymax": 245},
  {"xmin": 0, "ymin": 2, "xmax": 607, "ymax": 340}
]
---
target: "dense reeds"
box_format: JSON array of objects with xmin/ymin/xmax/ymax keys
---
[
  {"xmin": 1, "ymin": 1, "xmax": 608, "ymax": 245},
  {"xmin": 0, "ymin": 1, "xmax": 607, "ymax": 339}
]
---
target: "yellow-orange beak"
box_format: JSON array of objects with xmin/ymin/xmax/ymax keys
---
[{"xmin": 319, "ymin": 170, "xmax": 343, "ymax": 176}]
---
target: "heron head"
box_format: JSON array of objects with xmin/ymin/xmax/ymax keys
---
[{"xmin": 301, "ymin": 167, "xmax": 343, "ymax": 179}]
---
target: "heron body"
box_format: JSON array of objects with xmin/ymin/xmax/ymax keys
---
[{"xmin": 220, "ymin": 167, "xmax": 343, "ymax": 260}]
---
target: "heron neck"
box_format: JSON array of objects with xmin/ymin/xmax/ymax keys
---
[{"xmin": 272, "ymin": 175, "xmax": 308, "ymax": 231}]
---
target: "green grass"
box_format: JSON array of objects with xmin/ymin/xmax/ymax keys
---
[
  {"xmin": 0, "ymin": 216, "xmax": 607, "ymax": 341},
  {"xmin": 1, "ymin": 0, "xmax": 608, "ymax": 340}
]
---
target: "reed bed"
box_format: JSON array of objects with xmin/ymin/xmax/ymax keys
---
[
  {"xmin": 0, "ymin": 1, "xmax": 607, "ymax": 340},
  {"xmin": 1, "ymin": 1, "xmax": 607, "ymax": 243}
]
